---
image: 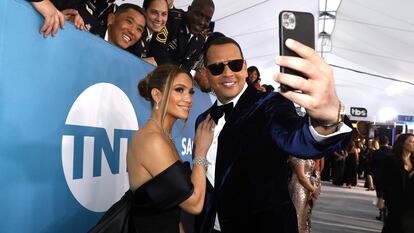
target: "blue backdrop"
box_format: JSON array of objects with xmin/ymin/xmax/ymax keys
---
[{"xmin": 0, "ymin": 1, "xmax": 212, "ymax": 232}]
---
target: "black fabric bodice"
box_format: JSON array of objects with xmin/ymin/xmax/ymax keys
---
[
  {"xmin": 88, "ymin": 161, "xmax": 194, "ymax": 233},
  {"xmin": 130, "ymin": 161, "xmax": 193, "ymax": 233}
]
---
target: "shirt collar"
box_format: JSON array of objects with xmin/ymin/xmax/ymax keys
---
[
  {"xmin": 146, "ymin": 27, "xmax": 153, "ymax": 40},
  {"xmin": 186, "ymin": 25, "xmax": 194, "ymax": 39},
  {"xmin": 104, "ymin": 29, "xmax": 109, "ymax": 42}
]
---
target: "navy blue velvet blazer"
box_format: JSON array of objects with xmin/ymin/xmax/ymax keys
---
[{"xmin": 194, "ymin": 85, "xmax": 352, "ymax": 233}]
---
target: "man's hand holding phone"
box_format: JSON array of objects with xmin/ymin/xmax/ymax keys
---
[{"xmin": 275, "ymin": 38, "xmax": 341, "ymax": 135}]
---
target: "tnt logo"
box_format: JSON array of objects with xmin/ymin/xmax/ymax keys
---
[{"xmin": 61, "ymin": 83, "xmax": 138, "ymax": 212}]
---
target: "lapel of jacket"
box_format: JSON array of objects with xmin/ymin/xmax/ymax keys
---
[
  {"xmin": 184, "ymin": 34, "xmax": 204, "ymax": 59},
  {"xmin": 214, "ymin": 86, "xmax": 258, "ymax": 190},
  {"xmin": 177, "ymin": 22, "xmax": 190, "ymax": 57},
  {"xmin": 140, "ymin": 29, "xmax": 150, "ymax": 55}
]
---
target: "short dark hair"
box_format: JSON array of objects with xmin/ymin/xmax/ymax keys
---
[
  {"xmin": 203, "ymin": 37, "xmax": 244, "ymax": 66},
  {"xmin": 378, "ymin": 135, "xmax": 389, "ymax": 146},
  {"xmin": 191, "ymin": 0, "xmax": 215, "ymax": 10},
  {"xmin": 115, "ymin": 3, "xmax": 146, "ymax": 21},
  {"xmin": 205, "ymin": 32, "xmax": 225, "ymax": 48}
]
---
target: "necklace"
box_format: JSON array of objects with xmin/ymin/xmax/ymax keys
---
[{"xmin": 149, "ymin": 118, "xmax": 173, "ymax": 141}]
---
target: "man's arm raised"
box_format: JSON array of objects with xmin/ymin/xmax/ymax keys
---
[{"xmin": 275, "ymin": 38, "xmax": 345, "ymax": 136}]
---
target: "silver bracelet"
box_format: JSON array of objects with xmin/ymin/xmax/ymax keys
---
[{"xmin": 193, "ymin": 157, "xmax": 208, "ymax": 170}]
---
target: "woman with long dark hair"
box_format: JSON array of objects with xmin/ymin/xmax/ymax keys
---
[{"xmin": 382, "ymin": 133, "xmax": 414, "ymax": 233}]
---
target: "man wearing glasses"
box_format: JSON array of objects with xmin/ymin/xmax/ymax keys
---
[{"xmin": 193, "ymin": 36, "xmax": 352, "ymax": 233}]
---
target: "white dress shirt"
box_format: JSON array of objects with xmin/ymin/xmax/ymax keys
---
[{"xmin": 206, "ymin": 84, "xmax": 247, "ymax": 231}]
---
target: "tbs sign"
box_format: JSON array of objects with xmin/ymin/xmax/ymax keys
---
[{"xmin": 350, "ymin": 107, "xmax": 367, "ymax": 117}]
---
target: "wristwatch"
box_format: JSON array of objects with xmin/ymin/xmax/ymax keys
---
[{"xmin": 312, "ymin": 101, "xmax": 345, "ymax": 128}]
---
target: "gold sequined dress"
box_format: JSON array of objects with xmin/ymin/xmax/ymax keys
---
[{"xmin": 288, "ymin": 157, "xmax": 315, "ymax": 233}]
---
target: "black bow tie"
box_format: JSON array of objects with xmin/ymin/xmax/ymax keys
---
[{"xmin": 210, "ymin": 102, "xmax": 234, "ymax": 123}]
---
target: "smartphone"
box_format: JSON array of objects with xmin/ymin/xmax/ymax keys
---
[{"xmin": 279, "ymin": 11, "xmax": 315, "ymax": 91}]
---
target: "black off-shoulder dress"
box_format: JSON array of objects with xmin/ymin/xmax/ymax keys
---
[{"xmin": 89, "ymin": 161, "xmax": 194, "ymax": 233}]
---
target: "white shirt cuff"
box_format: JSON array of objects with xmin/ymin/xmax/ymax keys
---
[{"xmin": 308, "ymin": 117, "xmax": 352, "ymax": 142}]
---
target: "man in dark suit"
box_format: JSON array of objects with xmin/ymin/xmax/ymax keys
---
[
  {"xmin": 193, "ymin": 37, "xmax": 352, "ymax": 233},
  {"xmin": 371, "ymin": 135, "xmax": 391, "ymax": 192},
  {"xmin": 150, "ymin": 0, "xmax": 215, "ymax": 72}
]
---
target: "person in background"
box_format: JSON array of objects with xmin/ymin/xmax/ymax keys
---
[
  {"xmin": 371, "ymin": 135, "xmax": 391, "ymax": 221},
  {"xmin": 247, "ymin": 66, "xmax": 262, "ymax": 91},
  {"xmin": 106, "ymin": 4, "xmax": 146, "ymax": 50},
  {"xmin": 167, "ymin": 0, "xmax": 175, "ymax": 9},
  {"xmin": 365, "ymin": 138, "xmax": 378, "ymax": 191},
  {"xmin": 193, "ymin": 65, "xmax": 211, "ymax": 93},
  {"xmin": 382, "ymin": 133, "xmax": 414, "ymax": 233},
  {"xmin": 128, "ymin": 0, "xmax": 169, "ymax": 65},
  {"xmin": 313, "ymin": 158, "xmax": 324, "ymax": 204},
  {"xmin": 51, "ymin": 0, "xmax": 116, "ymax": 38},
  {"xmin": 343, "ymin": 141, "xmax": 359, "ymax": 188},
  {"xmin": 357, "ymin": 138, "xmax": 369, "ymax": 182},
  {"xmin": 332, "ymin": 150, "xmax": 347, "ymax": 186},
  {"xmin": 288, "ymin": 157, "xmax": 318, "ymax": 233},
  {"xmin": 321, "ymin": 152, "xmax": 334, "ymax": 181},
  {"xmin": 150, "ymin": 0, "xmax": 215, "ymax": 72},
  {"xmin": 89, "ymin": 65, "xmax": 215, "ymax": 233}
]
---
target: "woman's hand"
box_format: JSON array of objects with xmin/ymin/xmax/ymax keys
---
[
  {"xmin": 309, "ymin": 185, "xmax": 320, "ymax": 208},
  {"xmin": 194, "ymin": 115, "xmax": 215, "ymax": 157}
]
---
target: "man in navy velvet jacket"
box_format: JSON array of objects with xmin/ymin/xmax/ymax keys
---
[{"xmin": 193, "ymin": 36, "xmax": 352, "ymax": 233}]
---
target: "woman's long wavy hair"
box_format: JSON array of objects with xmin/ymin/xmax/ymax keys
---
[{"xmin": 392, "ymin": 133, "xmax": 414, "ymax": 166}]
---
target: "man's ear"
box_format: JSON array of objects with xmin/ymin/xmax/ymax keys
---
[
  {"xmin": 151, "ymin": 88, "xmax": 162, "ymax": 104},
  {"xmin": 241, "ymin": 60, "xmax": 248, "ymax": 79},
  {"xmin": 107, "ymin": 13, "xmax": 115, "ymax": 26}
]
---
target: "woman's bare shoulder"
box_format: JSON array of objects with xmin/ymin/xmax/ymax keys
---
[{"xmin": 128, "ymin": 130, "xmax": 177, "ymax": 176}]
